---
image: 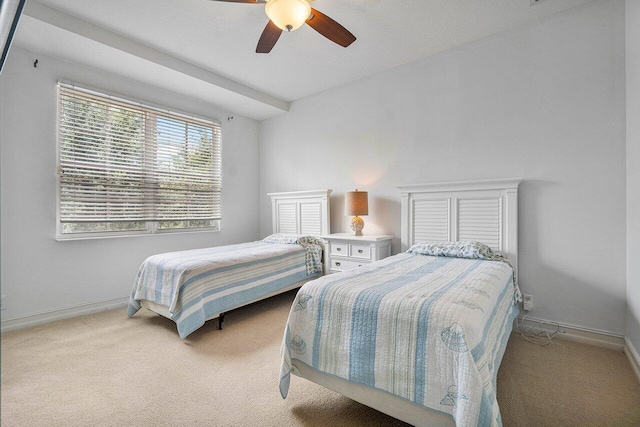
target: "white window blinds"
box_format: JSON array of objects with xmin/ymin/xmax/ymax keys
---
[{"xmin": 57, "ymin": 84, "xmax": 222, "ymax": 225}]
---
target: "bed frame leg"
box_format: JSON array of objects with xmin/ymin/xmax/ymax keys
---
[{"xmin": 218, "ymin": 313, "xmax": 225, "ymax": 330}]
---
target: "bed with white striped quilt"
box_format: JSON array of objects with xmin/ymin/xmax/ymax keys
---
[
  {"xmin": 279, "ymin": 250, "xmax": 519, "ymax": 427},
  {"xmin": 128, "ymin": 238, "xmax": 322, "ymax": 338}
]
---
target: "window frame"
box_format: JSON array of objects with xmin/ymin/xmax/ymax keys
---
[{"xmin": 55, "ymin": 82, "xmax": 222, "ymax": 240}]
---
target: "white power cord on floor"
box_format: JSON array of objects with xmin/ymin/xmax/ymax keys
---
[{"xmin": 517, "ymin": 311, "xmax": 560, "ymax": 346}]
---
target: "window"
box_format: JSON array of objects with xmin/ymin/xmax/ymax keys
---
[{"xmin": 56, "ymin": 83, "xmax": 222, "ymax": 238}]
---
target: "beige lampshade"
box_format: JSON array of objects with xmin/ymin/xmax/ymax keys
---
[{"xmin": 345, "ymin": 190, "xmax": 368, "ymax": 216}]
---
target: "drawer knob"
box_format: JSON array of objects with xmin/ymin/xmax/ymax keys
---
[
  {"xmin": 358, "ymin": 249, "xmax": 363, "ymax": 253},
  {"xmin": 335, "ymin": 262, "xmax": 341, "ymax": 267},
  {"xmin": 337, "ymin": 248, "xmax": 342, "ymax": 251}
]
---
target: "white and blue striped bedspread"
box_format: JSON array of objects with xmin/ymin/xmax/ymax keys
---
[
  {"xmin": 279, "ymin": 253, "xmax": 519, "ymax": 427},
  {"xmin": 128, "ymin": 241, "xmax": 320, "ymax": 338}
]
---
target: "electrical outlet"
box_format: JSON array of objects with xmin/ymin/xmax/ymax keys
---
[{"xmin": 523, "ymin": 294, "xmax": 533, "ymax": 311}]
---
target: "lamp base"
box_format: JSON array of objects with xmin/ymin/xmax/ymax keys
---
[{"xmin": 351, "ymin": 216, "xmax": 364, "ymax": 236}]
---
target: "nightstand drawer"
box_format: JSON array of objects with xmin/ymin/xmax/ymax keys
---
[
  {"xmin": 350, "ymin": 244, "xmax": 371, "ymax": 259},
  {"xmin": 331, "ymin": 243, "xmax": 348, "ymax": 256},
  {"xmin": 321, "ymin": 234, "xmax": 394, "ymax": 275},
  {"xmin": 331, "ymin": 258, "xmax": 366, "ymax": 271}
]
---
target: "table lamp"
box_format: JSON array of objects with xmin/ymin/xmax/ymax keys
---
[{"xmin": 345, "ymin": 189, "xmax": 368, "ymax": 236}]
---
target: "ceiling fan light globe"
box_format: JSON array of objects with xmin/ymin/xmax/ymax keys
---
[{"xmin": 265, "ymin": 0, "xmax": 311, "ymax": 32}]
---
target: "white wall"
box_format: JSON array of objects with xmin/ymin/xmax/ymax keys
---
[
  {"xmin": 260, "ymin": 0, "xmax": 627, "ymax": 335},
  {"xmin": 0, "ymin": 47, "xmax": 261, "ymax": 324},
  {"xmin": 626, "ymin": 0, "xmax": 640, "ymax": 353}
]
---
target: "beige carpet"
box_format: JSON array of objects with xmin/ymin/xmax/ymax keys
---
[{"xmin": 2, "ymin": 290, "xmax": 639, "ymax": 427}]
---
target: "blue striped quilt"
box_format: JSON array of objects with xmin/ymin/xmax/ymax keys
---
[
  {"xmin": 279, "ymin": 253, "xmax": 519, "ymax": 427},
  {"xmin": 128, "ymin": 241, "xmax": 321, "ymax": 338}
]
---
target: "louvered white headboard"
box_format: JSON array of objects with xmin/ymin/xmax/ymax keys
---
[
  {"xmin": 398, "ymin": 178, "xmax": 521, "ymax": 272},
  {"xmin": 267, "ymin": 189, "xmax": 332, "ymax": 236}
]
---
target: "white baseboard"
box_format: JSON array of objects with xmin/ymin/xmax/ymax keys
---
[
  {"xmin": 0, "ymin": 297, "xmax": 129, "ymax": 332},
  {"xmin": 625, "ymin": 337, "xmax": 640, "ymax": 383},
  {"xmin": 517, "ymin": 315, "xmax": 625, "ymax": 351}
]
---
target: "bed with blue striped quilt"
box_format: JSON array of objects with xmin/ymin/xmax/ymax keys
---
[
  {"xmin": 128, "ymin": 237, "xmax": 322, "ymax": 338},
  {"xmin": 279, "ymin": 250, "xmax": 520, "ymax": 427}
]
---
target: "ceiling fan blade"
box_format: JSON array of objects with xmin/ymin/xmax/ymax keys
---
[
  {"xmin": 305, "ymin": 8, "xmax": 356, "ymax": 48},
  {"xmin": 256, "ymin": 20, "xmax": 282, "ymax": 53},
  {"xmin": 209, "ymin": 0, "xmax": 264, "ymax": 3}
]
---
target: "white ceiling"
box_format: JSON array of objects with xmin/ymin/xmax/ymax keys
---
[{"xmin": 13, "ymin": 0, "xmax": 596, "ymax": 120}]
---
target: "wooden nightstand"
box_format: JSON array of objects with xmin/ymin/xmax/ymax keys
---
[{"xmin": 321, "ymin": 233, "xmax": 393, "ymax": 274}]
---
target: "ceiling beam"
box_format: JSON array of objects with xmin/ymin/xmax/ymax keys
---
[{"xmin": 23, "ymin": 0, "xmax": 290, "ymax": 114}]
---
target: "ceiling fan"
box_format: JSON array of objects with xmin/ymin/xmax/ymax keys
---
[{"xmin": 210, "ymin": 0, "xmax": 356, "ymax": 53}]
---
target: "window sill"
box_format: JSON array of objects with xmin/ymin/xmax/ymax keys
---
[{"xmin": 55, "ymin": 227, "xmax": 220, "ymax": 241}]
